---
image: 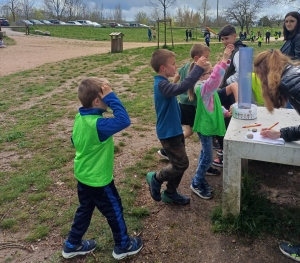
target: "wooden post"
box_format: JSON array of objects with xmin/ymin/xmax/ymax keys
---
[
  {"xmin": 170, "ymin": 19, "xmax": 174, "ymax": 48},
  {"xmin": 157, "ymin": 20, "xmax": 159, "ymax": 48}
]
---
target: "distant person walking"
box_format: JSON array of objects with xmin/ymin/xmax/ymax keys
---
[
  {"xmin": 189, "ymin": 29, "xmax": 192, "ymax": 41},
  {"xmin": 186, "ymin": 29, "xmax": 189, "ymax": 42},
  {"xmin": 265, "ymin": 30, "xmax": 271, "ymax": 44},
  {"xmin": 205, "ymin": 32, "xmax": 210, "ymax": 47},
  {"xmin": 152, "ymin": 28, "xmax": 156, "ymax": 40},
  {"xmin": 148, "ymin": 27, "xmax": 152, "ymax": 41}
]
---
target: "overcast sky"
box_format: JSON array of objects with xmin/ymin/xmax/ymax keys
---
[{"xmin": 82, "ymin": 0, "xmax": 294, "ymax": 21}]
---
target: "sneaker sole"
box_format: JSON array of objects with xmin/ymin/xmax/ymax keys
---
[
  {"xmin": 161, "ymin": 193, "xmax": 190, "ymax": 205},
  {"xmin": 212, "ymin": 162, "xmax": 223, "ymax": 168},
  {"xmin": 62, "ymin": 247, "xmax": 96, "ymax": 259},
  {"xmin": 206, "ymin": 171, "xmax": 221, "ymax": 176},
  {"xmin": 190, "ymin": 185, "xmax": 212, "ymax": 200},
  {"xmin": 157, "ymin": 150, "xmax": 169, "ymax": 160},
  {"xmin": 279, "ymin": 245, "xmax": 300, "ymax": 262},
  {"xmin": 112, "ymin": 244, "xmax": 143, "ymax": 260}
]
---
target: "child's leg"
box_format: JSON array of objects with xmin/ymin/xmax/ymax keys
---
[
  {"xmin": 156, "ymin": 134, "xmax": 189, "ymax": 193},
  {"xmin": 225, "ymin": 82, "xmax": 238, "ymax": 103},
  {"xmin": 94, "ymin": 181, "xmax": 130, "ymax": 248},
  {"xmin": 66, "ymin": 181, "xmax": 96, "ymax": 244},
  {"xmin": 183, "ymin": 125, "xmax": 193, "ymax": 138},
  {"xmin": 192, "ymin": 134, "xmax": 213, "ymax": 186}
]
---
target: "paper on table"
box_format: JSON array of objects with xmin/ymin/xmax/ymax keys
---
[{"xmin": 245, "ymin": 132, "xmax": 285, "ymax": 145}]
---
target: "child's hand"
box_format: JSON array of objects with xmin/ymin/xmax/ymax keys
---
[
  {"xmin": 222, "ymin": 44, "xmax": 234, "ymax": 63},
  {"xmin": 99, "ymin": 84, "xmax": 113, "ymax": 98},
  {"xmin": 195, "ymin": 56, "xmax": 208, "ymax": 69},
  {"xmin": 173, "ymin": 73, "xmax": 180, "ymax": 83}
]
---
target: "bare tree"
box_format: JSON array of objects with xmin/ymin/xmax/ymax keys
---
[
  {"xmin": 199, "ymin": 0, "xmax": 211, "ymax": 27},
  {"xmin": 134, "ymin": 11, "xmax": 148, "ymax": 24},
  {"xmin": 269, "ymin": 14, "xmax": 284, "ymax": 27},
  {"xmin": 175, "ymin": 5, "xmax": 201, "ymax": 27},
  {"xmin": 44, "ymin": 0, "xmax": 68, "ymax": 19},
  {"xmin": 19, "ymin": 0, "xmax": 34, "ymax": 19},
  {"xmin": 2, "ymin": 0, "xmax": 20, "ymax": 21},
  {"xmin": 149, "ymin": 7, "xmax": 162, "ymax": 22},
  {"xmin": 268, "ymin": 0, "xmax": 300, "ymax": 9},
  {"xmin": 149, "ymin": 0, "xmax": 176, "ymax": 46},
  {"xmin": 65, "ymin": 0, "xmax": 82, "ymax": 20},
  {"xmin": 113, "ymin": 4, "xmax": 123, "ymax": 23},
  {"xmin": 223, "ymin": 0, "xmax": 265, "ymax": 33}
]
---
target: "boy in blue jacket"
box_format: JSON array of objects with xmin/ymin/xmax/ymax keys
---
[
  {"xmin": 62, "ymin": 77, "xmax": 142, "ymax": 260},
  {"xmin": 146, "ymin": 49, "xmax": 208, "ymax": 205}
]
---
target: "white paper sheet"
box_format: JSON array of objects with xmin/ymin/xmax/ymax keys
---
[{"xmin": 245, "ymin": 132, "xmax": 285, "ymax": 145}]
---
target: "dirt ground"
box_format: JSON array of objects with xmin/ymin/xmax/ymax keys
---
[{"xmin": 1, "ymin": 30, "xmax": 300, "ymax": 263}]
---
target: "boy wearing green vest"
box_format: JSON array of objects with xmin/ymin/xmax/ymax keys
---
[
  {"xmin": 62, "ymin": 77, "xmax": 142, "ymax": 260},
  {"xmin": 188, "ymin": 45, "xmax": 234, "ymax": 199}
]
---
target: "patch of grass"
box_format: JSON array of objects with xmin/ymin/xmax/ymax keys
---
[
  {"xmin": 24, "ymin": 225, "xmax": 50, "ymax": 242},
  {"xmin": 118, "ymin": 141, "xmax": 126, "ymax": 147},
  {"xmin": 1, "ymin": 218, "xmax": 18, "ymax": 230},
  {"xmin": 211, "ymin": 173, "xmax": 300, "ymax": 239}
]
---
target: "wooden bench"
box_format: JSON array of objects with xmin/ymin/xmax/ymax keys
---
[{"xmin": 0, "ymin": 25, "xmax": 30, "ymax": 35}]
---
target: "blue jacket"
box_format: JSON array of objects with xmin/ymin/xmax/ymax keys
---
[{"xmin": 153, "ymin": 65, "xmax": 204, "ymax": 139}]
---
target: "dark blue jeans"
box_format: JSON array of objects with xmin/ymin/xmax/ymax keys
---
[{"xmin": 67, "ymin": 180, "xmax": 130, "ymax": 249}]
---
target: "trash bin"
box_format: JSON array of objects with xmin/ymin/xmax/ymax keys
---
[{"xmin": 109, "ymin": 32, "xmax": 124, "ymax": 53}]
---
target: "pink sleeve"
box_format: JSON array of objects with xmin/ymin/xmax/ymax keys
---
[{"xmin": 200, "ymin": 62, "xmax": 227, "ymax": 99}]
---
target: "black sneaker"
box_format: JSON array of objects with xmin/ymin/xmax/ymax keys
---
[
  {"xmin": 216, "ymin": 149, "xmax": 223, "ymax": 156},
  {"xmin": 157, "ymin": 148, "xmax": 169, "ymax": 160},
  {"xmin": 161, "ymin": 190, "xmax": 190, "ymax": 205},
  {"xmin": 62, "ymin": 240, "xmax": 96, "ymax": 259},
  {"xmin": 206, "ymin": 167, "xmax": 221, "ymax": 176},
  {"xmin": 146, "ymin": 172, "xmax": 162, "ymax": 201},
  {"xmin": 190, "ymin": 183, "xmax": 213, "ymax": 200},
  {"xmin": 112, "ymin": 237, "xmax": 143, "ymax": 260},
  {"xmin": 279, "ymin": 242, "xmax": 300, "ymax": 262}
]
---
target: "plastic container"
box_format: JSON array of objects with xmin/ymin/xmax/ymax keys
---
[{"xmin": 238, "ymin": 47, "xmax": 254, "ymax": 109}]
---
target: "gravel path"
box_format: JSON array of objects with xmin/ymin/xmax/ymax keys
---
[{"xmin": 0, "ymin": 28, "xmax": 157, "ymax": 77}]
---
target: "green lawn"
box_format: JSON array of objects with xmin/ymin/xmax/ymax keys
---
[{"xmin": 0, "ymin": 42, "xmax": 295, "ymax": 262}]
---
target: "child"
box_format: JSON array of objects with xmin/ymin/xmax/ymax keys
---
[
  {"xmin": 214, "ymin": 24, "xmax": 247, "ymax": 167},
  {"xmin": 62, "ymin": 77, "xmax": 142, "ymax": 260},
  {"xmin": 189, "ymin": 45, "xmax": 234, "ymax": 199},
  {"xmin": 257, "ymin": 35, "xmax": 263, "ymax": 47},
  {"xmin": 157, "ymin": 44, "xmax": 221, "ymax": 176},
  {"xmin": 0, "ymin": 37, "xmax": 7, "ymax": 48},
  {"xmin": 147, "ymin": 49, "xmax": 208, "ymax": 205},
  {"xmin": 274, "ymin": 31, "xmax": 279, "ymax": 44}
]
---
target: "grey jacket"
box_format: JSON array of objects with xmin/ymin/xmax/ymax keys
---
[{"xmin": 278, "ymin": 65, "xmax": 300, "ymax": 141}]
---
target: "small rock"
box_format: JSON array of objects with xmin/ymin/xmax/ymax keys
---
[
  {"xmin": 247, "ymin": 133, "xmax": 254, "ymax": 139},
  {"xmin": 252, "ymin": 128, "xmax": 257, "ymax": 132},
  {"xmin": 232, "ymin": 240, "xmax": 236, "ymax": 243},
  {"xmin": 288, "ymin": 172, "xmax": 293, "ymax": 175}
]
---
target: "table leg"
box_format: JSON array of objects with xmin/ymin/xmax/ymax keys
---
[{"xmin": 222, "ymin": 141, "xmax": 242, "ymax": 216}]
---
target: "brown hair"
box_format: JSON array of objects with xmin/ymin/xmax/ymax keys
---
[
  {"xmin": 190, "ymin": 44, "xmax": 210, "ymax": 59},
  {"xmin": 78, "ymin": 77, "xmax": 110, "ymax": 108},
  {"xmin": 253, "ymin": 49, "xmax": 299, "ymax": 112},
  {"xmin": 150, "ymin": 49, "xmax": 175, "ymax": 73},
  {"xmin": 187, "ymin": 62, "xmax": 212, "ymax": 101}
]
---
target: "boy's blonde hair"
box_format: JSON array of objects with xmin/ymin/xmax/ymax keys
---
[
  {"xmin": 253, "ymin": 49, "xmax": 300, "ymax": 112},
  {"xmin": 190, "ymin": 44, "xmax": 210, "ymax": 59},
  {"xmin": 78, "ymin": 77, "xmax": 110, "ymax": 108},
  {"xmin": 150, "ymin": 49, "xmax": 175, "ymax": 73}
]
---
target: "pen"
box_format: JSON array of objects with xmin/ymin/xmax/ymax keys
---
[
  {"xmin": 268, "ymin": 122, "xmax": 279, "ymax": 130},
  {"xmin": 242, "ymin": 124, "xmax": 262, "ymax": 128}
]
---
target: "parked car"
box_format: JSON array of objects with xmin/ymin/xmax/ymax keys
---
[
  {"xmin": 0, "ymin": 18, "xmax": 9, "ymax": 26},
  {"xmin": 15, "ymin": 20, "xmax": 33, "ymax": 26},
  {"xmin": 48, "ymin": 19, "xmax": 60, "ymax": 24},
  {"xmin": 29, "ymin": 19, "xmax": 43, "ymax": 25},
  {"xmin": 91, "ymin": 22, "xmax": 102, "ymax": 27},
  {"xmin": 108, "ymin": 22, "xmax": 122, "ymax": 27},
  {"xmin": 39, "ymin": 20, "xmax": 52, "ymax": 25},
  {"xmin": 138, "ymin": 23, "xmax": 148, "ymax": 27},
  {"xmin": 58, "ymin": 21, "xmax": 66, "ymax": 25},
  {"xmin": 66, "ymin": 21, "xmax": 82, "ymax": 25},
  {"xmin": 121, "ymin": 23, "xmax": 130, "ymax": 27},
  {"xmin": 76, "ymin": 20, "xmax": 94, "ymax": 26}
]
